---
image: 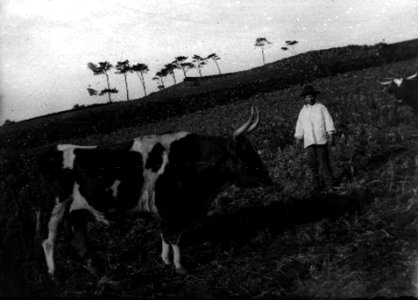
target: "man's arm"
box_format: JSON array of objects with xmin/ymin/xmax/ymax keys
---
[
  {"xmin": 322, "ymin": 105, "xmax": 335, "ymax": 133},
  {"xmin": 294, "ymin": 110, "xmax": 304, "ymax": 148},
  {"xmin": 322, "ymin": 105, "xmax": 336, "ymax": 146},
  {"xmin": 295, "ymin": 110, "xmax": 304, "ymax": 139},
  {"xmin": 327, "ymin": 132, "xmax": 335, "ymax": 146}
]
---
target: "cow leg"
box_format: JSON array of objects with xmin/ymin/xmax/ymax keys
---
[
  {"xmin": 171, "ymin": 241, "xmax": 188, "ymax": 275},
  {"xmin": 41, "ymin": 198, "xmax": 69, "ymax": 278},
  {"xmin": 160, "ymin": 231, "xmax": 188, "ymax": 275},
  {"xmin": 160, "ymin": 233, "xmax": 171, "ymax": 265},
  {"xmin": 68, "ymin": 210, "xmax": 89, "ymax": 258}
]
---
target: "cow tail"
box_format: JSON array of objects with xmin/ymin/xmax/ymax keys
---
[
  {"xmin": 35, "ymin": 208, "xmax": 42, "ymax": 241},
  {"xmin": 34, "ymin": 181, "xmax": 50, "ymax": 260},
  {"xmin": 33, "ymin": 148, "xmax": 54, "ymax": 243},
  {"xmin": 34, "ymin": 147, "xmax": 73, "ymax": 243},
  {"xmin": 34, "ymin": 168, "xmax": 46, "ymax": 244}
]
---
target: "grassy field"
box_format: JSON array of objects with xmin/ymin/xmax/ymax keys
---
[{"xmin": 1, "ymin": 58, "xmax": 418, "ymax": 297}]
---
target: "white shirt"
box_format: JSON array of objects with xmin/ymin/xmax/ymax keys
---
[{"xmin": 295, "ymin": 102, "xmax": 335, "ymax": 148}]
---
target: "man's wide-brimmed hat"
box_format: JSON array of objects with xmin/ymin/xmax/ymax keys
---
[{"xmin": 300, "ymin": 85, "xmax": 320, "ymax": 97}]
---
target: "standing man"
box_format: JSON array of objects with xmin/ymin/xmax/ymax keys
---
[{"xmin": 295, "ymin": 85, "xmax": 336, "ymax": 193}]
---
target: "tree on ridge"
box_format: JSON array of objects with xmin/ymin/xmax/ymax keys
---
[
  {"xmin": 164, "ymin": 63, "xmax": 178, "ymax": 84},
  {"xmin": 207, "ymin": 53, "xmax": 221, "ymax": 74},
  {"xmin": 192, "ymin": 54, "xmax": 207, "ymax": 77},
  {"xmin": 285, "ymin": 40, "xmax": 299, "ymax": 55},
  {"xmin": 115, "ymin": 60, "xmax": 132, "ymax": 101},
  {"xmin": 131, "ymin": 63, "xmax": 149, "ymax": 97},
  {"xmin": 87, "ymin": 61, "xmax": 116, "ymax": 102},
  {"xmin": 255, "ymin": 37, "xmax": 272, "ymax": 65}
]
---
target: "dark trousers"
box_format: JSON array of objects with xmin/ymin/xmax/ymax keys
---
[{"xmin": 306, "ymin": 144, "xmax": 333, "ymax": 191}]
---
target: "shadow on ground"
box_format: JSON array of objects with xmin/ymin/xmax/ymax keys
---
[
  {"xmin": 12, "ymin": 188, "xmax": 372, "ymax": 297},
  {"xmin": 182, "ymin": 188, "xmax": 371, "ymax": 256}
]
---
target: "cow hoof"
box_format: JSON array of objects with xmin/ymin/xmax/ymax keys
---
[
  {"xmin": 175, "ymin": 267, "xmax": 188, "ymax": 275},
  {"xmin": 48, "ymin": 273, "xmax": 56, "ymax": 282},
  {"xmin": 207, "ymin": 209, "xmax": 219, "ymax": 217},
  {"xmin": 84, "ymin": 258, "xmax": 98, "ymax": 275}
]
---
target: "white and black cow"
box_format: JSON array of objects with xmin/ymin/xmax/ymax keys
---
[
  {"xmin": 37, "ymin": 107, "xmax": 272, "ymax": 277},
  {"xmin": 380, "ymin": 69, "xmax": 418, "ymax": 112}
]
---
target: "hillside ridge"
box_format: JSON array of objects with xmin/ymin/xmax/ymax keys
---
[
  {"xmin": 0, "ymin": 38, "xmax": 417, "ymax": 150},
  {"xmin": 3, "ymin": 38, "xmax": 418, "ymax": 127}
]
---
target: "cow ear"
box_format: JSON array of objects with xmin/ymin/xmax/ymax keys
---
[{"xmin": 226, "ymin": 137, "xmax": 238, "ymax": 155}]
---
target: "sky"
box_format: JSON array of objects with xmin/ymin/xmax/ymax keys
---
[{"xmin": 0, "ymin": 0, "xmax": 417, "ymax": 124}]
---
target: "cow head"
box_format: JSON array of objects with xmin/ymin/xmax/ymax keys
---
[
  {"xmin": 227, "ymin": 107, "xmax": 272, "ymax": 187},
  {"xmin": 380, "ymin": 78, "xmax": 403, "ymax": 101},
  {"xmin": 380, "ymin": 71, "xmax": 418, "ymax": 105}
]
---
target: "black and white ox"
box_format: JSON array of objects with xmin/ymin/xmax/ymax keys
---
[
  {"xmin": 380, "ymin": 69, "xmax": 418, "ymax": 112},
  {"xmin": 37, "ymin": 107, "xmax": 272, "ymax": 277}
]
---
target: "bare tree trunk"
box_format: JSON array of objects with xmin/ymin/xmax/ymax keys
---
[
  {"xmin": 181, "ymin": 67, "xmax": 187, "ymax": 78},
  {"xmin": 124, "ymin": 74, "xmax": 130, "ymax": 100},
  {"xmin": 140, "ymin": 74, "xmax": 147, "ymax": 96},
  {"xmin": 136, "ymin": 72, "xmax": 147, "ymax": 97},
  {"xmin": 105, "ymin": 73, "xmax": 112, "ymax": 102},
  {"xmin": 214, "ymin": 60, "xmax": 221, "ymax": 74}
]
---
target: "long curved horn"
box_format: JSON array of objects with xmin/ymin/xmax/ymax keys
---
[
  {"xmin": 233, "ymin": 107, "xmax": 254, "ymax": 138},
  {"xmin": 406, "ymin": 72, "xmax": 417, "ymax": 80},
  {"xmin": 379, "ymin": 81, "xmax": 393, "ymax": 85},
  {"xmin": 246, "ymin": 107, "xmax": 260, "ymax": 134}
]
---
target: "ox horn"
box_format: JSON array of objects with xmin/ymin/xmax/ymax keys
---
[
  {"xmin": 379, "ymin": 80, "xmax": 393, "ymax": 85},
  {"xmin": 406, "ymin": 72, "xmax": 417, "ymax": 80},
  {"xmin": 233, "ymin": 107, "xmax": 258, "ymax": 138},
  {"xmin": 246, "ymin": 107, "xmax": 260, "ymax": 134}
]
